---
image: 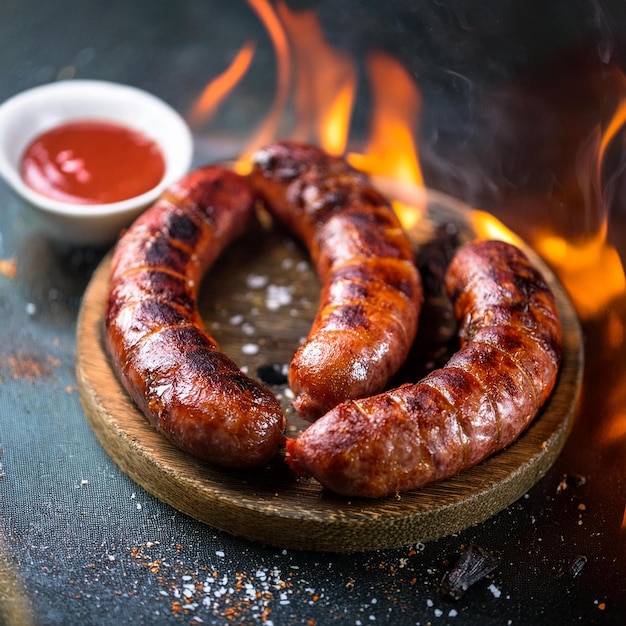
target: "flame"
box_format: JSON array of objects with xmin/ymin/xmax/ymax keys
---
[
  {"xmin": 189, "ymin": 41, "xmax": 256, "ymax": 127},
  {"xmin": 469, "ymin": 210, "xmax": 524, "ymax": 247},
  {"xmin": 348, "ymin": 51, "xmax": 425, "ymax": 230},
  {"xmin": 598, "ymin": 96, "xmax": 626, "ymax": 180},
  {"xmin": 277, "ymin": 3, "xmax": 356, "ymax": 155},
  {"xmin": 533, "ymin": 97, "xmax": 626, "ymax": 319},
  {"xmin": 534, "ymin": 231, "xmax": 625, "ymax": 319},
  {"xmin": 190, "ymin": 2, "xmax": 425, "ymax": 223},
  {"xmin": 234, "ymin": 0, "xmax": 292, "ymax": 174},
  {"xmin": 348, "ymin": 51, "xmax": 423, "ymax": 185},
  {"xmin": 186, "ymin": 10, "xmax": 626, "ymax": 531}
]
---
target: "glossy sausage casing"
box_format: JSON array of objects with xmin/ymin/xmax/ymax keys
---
[
  {"xmin": 249, "ymin": 141, "xmax": 423, "ymax": 420},
  {"xmin": 105, "ymin": 166, "xmax": 285, "ymax": 469},
  {"xmin": 285, "ymin": 239, "xmax": 562, "ymax": 497}
]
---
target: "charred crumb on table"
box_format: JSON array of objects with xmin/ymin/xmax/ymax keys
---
[
  {"xmin": 440, "ymin": 542, "xmax": 499, "ymax": 600},
  {"xmin": 556, "ymin": 472, "xmax": 587, "ymax": 492},
  {"xmin": 569, "ymin": 555, "xmax": 587, "ymax": 577}
]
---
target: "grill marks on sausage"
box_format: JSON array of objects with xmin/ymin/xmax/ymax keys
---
[
  {"xmin": 106, "ymin": 155, "xmax": 562, "ymax": 497},
  {"xmin": 250, "ymin": 141, "xmax": 423, "ymax": 420},
  {"xmin": 285, "ymin": 239, "xmax": 562, "ymax": 498},
  {"xmin": 105, "ymin": 166, "xmax": 285, "ymax": 469}
]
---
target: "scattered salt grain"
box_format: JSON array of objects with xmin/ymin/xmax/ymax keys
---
[
  {"xmin": 265, "ymin": 284, "xmax": 293, "ymax": 310},
  {"xmin": 215, "ymin": 551, "xmax": 225, "ymax": 557},
  {"xmin": 26, "ymin": 302, "xmax": 36, "ymax": 315},
  {"xmin": 242, "ymin": 343, "xmax": 259, "ymax": 355},
  {"xmin": 488, "ymin": 583, "xmax": 501, "ymax": 598},
  {"xmin": 247, "ymin": 274, "xmax": 268, "ymax": 289}
]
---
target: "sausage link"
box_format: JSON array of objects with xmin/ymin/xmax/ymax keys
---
[
  {"xmin": 105, "ymin": 166, "xmax": 285, "ymax": 469},
  {"xmin": 249, "ymin": 141, "xmax": 423, "ymax": 420},
  {"xmin": 285, "ymin": 239, "xmax": 562, "ymax": 497}
]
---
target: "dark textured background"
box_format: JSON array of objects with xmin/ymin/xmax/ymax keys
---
[{"xmin": 1, "ymin": 1, "xmax": 625, "ymax": 624}]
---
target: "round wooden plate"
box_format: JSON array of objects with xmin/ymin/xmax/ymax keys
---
[{"xmin": 75, "ymin": 189, "xmax": 583, "ymax": 553}]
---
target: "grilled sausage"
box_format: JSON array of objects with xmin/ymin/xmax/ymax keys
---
[
  {"xmin": 285, "ymin": 239, "xmax": 562, "ymax": 497},
  {"xmin": 249, "ymin": 141, "xmax": 423, "ymax": 420},
  {"xmin": 105, "ymin": 166, "xmax": 285, "ymax": 469}
]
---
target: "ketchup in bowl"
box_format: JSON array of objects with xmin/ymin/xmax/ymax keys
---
[{"xmin": 20, "ymin": 120, "xmax": 166, "ymax": 205}]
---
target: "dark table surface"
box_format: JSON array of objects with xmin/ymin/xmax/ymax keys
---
[{"xmin": 1, "ymin": 1, "xmax": 626, "ymax": 625}]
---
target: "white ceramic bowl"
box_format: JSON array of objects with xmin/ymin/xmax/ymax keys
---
[{"xmin": 0, "ymin": 80, "xmax": 193, "ymax": 246}]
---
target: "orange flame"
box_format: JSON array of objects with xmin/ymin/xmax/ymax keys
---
[
  {"xmin": 348, "ymin": 51, "xmax": 425, "ymax": 229},
  {"xmin": 468, "ymin": 210, "xmax": 524, "ymax": 247},
  {"xmin": 188, "ymin": 41, "xmax": 256, "ymax": 127},
  {"xmin": 598, "ymin": 95, "xmax": 626, "ymax": 181},
  {"xmin": 277, "ymin": 3, "xmax": 356, "ymax": 156},
  {"xmin": 190, "ymin": 1, "xmax": 425, "ymax": 221},
  {"xmin": 234, "ymin": 0, "xmax": 292, "ymax": 174},
  {"xmin": 349, "ymin": 51, "xmax": 423, "ymax": 185},
  {"xmin": 534, "ymin": 97, "xmax": 626, "ymax": 319}
]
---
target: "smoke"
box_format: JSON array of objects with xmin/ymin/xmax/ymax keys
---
[{"xmin": 589, "ymin": 0, "xmax": 615, "ymax": 64}]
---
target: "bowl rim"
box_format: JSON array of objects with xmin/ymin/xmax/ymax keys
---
[{"xmin": 0, "ymin": 79, "xmax": 193, "ymax": 218}]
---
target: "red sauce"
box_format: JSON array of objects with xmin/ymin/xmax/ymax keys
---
[{"xmin": 20, "ymin": 120, "xmax": 166, "ymax": 204}]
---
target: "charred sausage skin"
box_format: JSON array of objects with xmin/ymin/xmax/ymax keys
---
[
  {"xmin": 285, "ymin": 239, "xmax": 562, "ymax": 497},
  {"xmin": 105, "ymin": 166, "xmax": 285, "ymax": 469},
  {"xmin": 249, "ymin": 141, "xmax": 423, "ymax": 420}
]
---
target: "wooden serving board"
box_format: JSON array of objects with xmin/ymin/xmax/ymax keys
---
[{"xmin": 76, "ymin": 190, "xmax": 583, "ymax": 552}]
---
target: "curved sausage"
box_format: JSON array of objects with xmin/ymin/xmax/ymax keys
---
[
  {"xmin": 105, "ymin": 166, "xmax": 285, "ymax": 469},
  {"xmin": 285, "ymin": 239, "xmax": 562, "ymax": 497},
  {"xmin": 249, "ymin": 141, "xmax": 423, "ymax": 420}
]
